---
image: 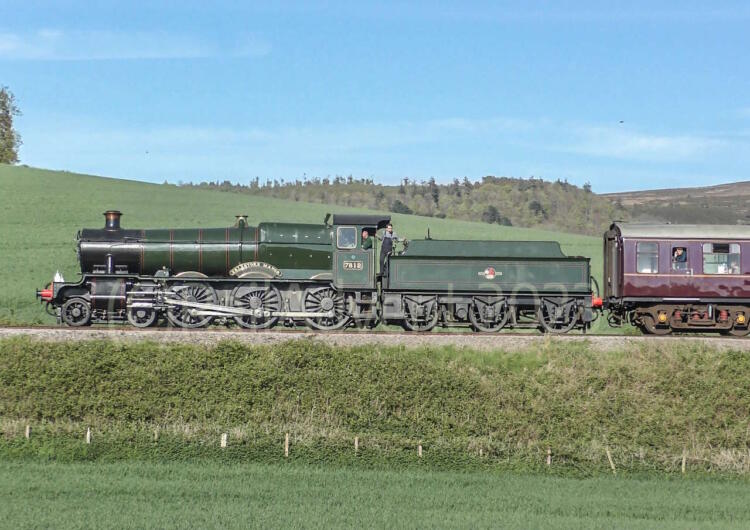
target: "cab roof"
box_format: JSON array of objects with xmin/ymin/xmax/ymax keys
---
[{"xmin": 331, "ymin": 214, "xmax": 391, "ymax": 230}]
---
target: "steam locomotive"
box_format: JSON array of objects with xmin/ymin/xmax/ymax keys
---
[{"xmin": 36, "ymin": 211, "xmax": 599, "ymax": 333}]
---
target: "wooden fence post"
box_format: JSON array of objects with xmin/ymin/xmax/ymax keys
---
[
  {"xmin": 85, "ymin": 427, "xmax": 92, "ymax": 444},
  {"xmin": 605, "ymin": 446, "xmax": 616, "ymax": 475},
  {"xmin": 547, "ymin": 447, "xmax": 551, "ymax": 467},
  {"xmin": 418, "ymin": 442, "xmax": 423, "ymax": 458},
  {"xmin": 285, "ymin": 433, "xmax": 289, "ymax": 457},
  {"xmin": 25, "ymin": 425, "xmax": 30, "ymax": 440},
  {"xmin": 681, "ymin": 448, "xmax": 687, "ymax": 474},
  {"xmin": 354, "ymin": 436, "xmax": 359, "ymax": 455},
  {"xmin": 221, "ymin": 433, "xmax": 228, "ymax": 448}
]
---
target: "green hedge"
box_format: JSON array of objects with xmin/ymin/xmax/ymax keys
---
[{"xmin": 1, "ymin": 337, "xmax": 749, "ymax": 475}]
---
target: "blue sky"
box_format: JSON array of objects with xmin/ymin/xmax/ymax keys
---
[{"xmin": 1, "ymin": 1, "xmax": 749, "ymax": 192}]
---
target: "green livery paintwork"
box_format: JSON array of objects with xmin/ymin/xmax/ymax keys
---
[
  {"xmin": 132, "ymin": 223, "xmax": 334, "ymax": 278},
  {"xmin": 388, "ymin": 258, "xmax": 590, "ymax": 293},
  {"xmin": 403, "ymin": 240, "xmax": 567, "ymax": 258},
  {"xmin": 334, "ymin": 249, "xmax": 375, "ymax": 288}
]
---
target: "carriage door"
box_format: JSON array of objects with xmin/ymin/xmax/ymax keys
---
[{"xmin": 333, "ymin": 226, "xmax": 374, "ymax": 289}]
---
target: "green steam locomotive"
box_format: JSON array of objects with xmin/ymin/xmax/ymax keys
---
[{"xmin": 37, "ymin": 211, "xmax": 598, "ymax": 333}]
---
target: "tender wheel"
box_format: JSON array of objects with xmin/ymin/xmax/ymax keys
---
[
  {"xmin": 166, "ymin": 282, "xmax": 217, "ymax": 329},
  {"xmin": 537, "ymin": 297, "xmax": 579, "ymax": 334},
  {"xmin": 402, "ymin": 299, "xmax": 439, "ymax": 332},
  {"xmin": 304, "ymin": 287, "xmax": 350, "ymax": 330},
  {"xmin": 469, "ymin": 298, "xmax": 510, "ymax": 332},
  {"xmin": 127, "ymin": 307, "xmax": 158, "ymax": 328},
  {"xmin": 231, "ymin": 284, "xmax": 281, "ymax": 330},
  {"xmin": 640, "ymin": 315, "xmax": 672, "ymax": 336},
  {"xmin": 61, "ymin": 298, "xmax": 92, "ymax": 327}
]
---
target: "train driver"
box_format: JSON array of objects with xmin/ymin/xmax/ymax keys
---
[{"xmin": 361, "ymin": 229, "xmax": 373, "ymax": 250}]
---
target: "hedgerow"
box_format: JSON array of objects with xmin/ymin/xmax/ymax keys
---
[{"xmin": 1, "ymin": 337, "xmax": 749, "ymax": 475}]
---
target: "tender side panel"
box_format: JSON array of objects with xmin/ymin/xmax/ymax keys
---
[
  {"xmin": 387, "ymin": 258, "xmax": 590, "ymax": 294},
  {"xmin": 404, "ymin": 240, "xmax": 566, "ymax": 258}
]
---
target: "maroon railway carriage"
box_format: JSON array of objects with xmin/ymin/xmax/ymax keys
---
[{"xmin": 604, "ymin": 223, "xmax": 750, "ymax": 336}]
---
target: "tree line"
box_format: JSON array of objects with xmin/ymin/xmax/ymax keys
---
[{"xmin": 182, "ymin": 175, "xmax": 629, "ymax": 236}]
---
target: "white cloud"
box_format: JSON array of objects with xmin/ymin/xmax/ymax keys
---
[
  {"xmin": 558, "ymin": 126, "xmax": 726, "ymax": 162},
  {"xmin": 0, "ymin": 29, "xmax": 270, "ymax": 60}
]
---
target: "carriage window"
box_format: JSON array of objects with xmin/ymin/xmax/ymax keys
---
[
  {"xmin": 636, "ymin": 242, "xmax": 659, "ymax": 273},
  {"xmin": 671, "ymin": 247, "xmax": 688, "ymax": 271},
  {"xmin": 703, "ymin": 243, "xmax": 740, "ymax": 274},
  {"xmin": 336, "ymin": 227, "xmax": 357, "ymax": 249}
]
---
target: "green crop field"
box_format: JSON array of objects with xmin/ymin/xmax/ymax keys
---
[
  {"xmin": 0, "ymin": 164, "xmax": 602, "ymax": 325},
  {"xmin": 2, "ymin": 460, "xmax": 749, "ymax": 529}
]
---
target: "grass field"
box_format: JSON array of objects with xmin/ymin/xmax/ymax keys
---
[
  {"xmin": 1, "ymin": 460, "xmax": 749, "ymax": 529},
  {"xmin": 0, "ymin": 164, "xmax": 602, "ymax": 325}
]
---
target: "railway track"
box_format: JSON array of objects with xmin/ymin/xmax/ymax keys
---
[{"xmin": 1, "ymin": 326, "xmax": 748, "ymax": 351}]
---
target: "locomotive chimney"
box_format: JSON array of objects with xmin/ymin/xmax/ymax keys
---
[
  {"xmin": 104, "ymin": 210, "xmax": 122, "ymax": 230},
  {"xmin": 234, "ymin": 215, "xmax": 248, "ymax": 228}
]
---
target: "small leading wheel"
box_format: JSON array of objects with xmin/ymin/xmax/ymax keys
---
[
  {"xmin": 640, "ymin": 315, "xmax": 672, "ymax": 335},
  {"xmin": 61, "ymin": 298, "xmax": 92, "ymax": 327},
  {"xmin": 537, "ymin": 298, "xmax": 579, "ymax": 334},
  {"xmin": 166, "ymin": 282, "xmax": 217, "ymax": 329},
  {"xmin": 304, "ymin": 287, "xmax": 350, "ymax": 330},
  {"xmin": 127, "ymin": 307, "xmax": 158, "ymax": 328},
  {"xmin": 469, "ymin": 299, "xmax": 510, "ymax": 332},
  {"xmin": 231, "ymin": 284, "xmax": 282, "ymax": 330},
  {"xmin": 402, "ymin": 300, "xmax": 439, "ymax": 332}
]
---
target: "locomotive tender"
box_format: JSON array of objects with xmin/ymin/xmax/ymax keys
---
[{"xmin": 36, "ymin": 211, "xmax": 598, "ymax": 333}]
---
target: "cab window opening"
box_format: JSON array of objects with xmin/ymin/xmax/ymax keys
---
[
  {"xmin": 636, "ymin": 241, "xmax": 658, "ymax": 273},
  {"xmin": 703, "ymin": 242, "xmax": 740, "ymax": 274},
  {"xmin": 336, "ymin": 226, "xmax": 357, "ymax": 250}
]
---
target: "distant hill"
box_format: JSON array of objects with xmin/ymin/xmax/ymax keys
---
[
  {"xmin": 603, "ymin": 181, "xmax": 750, "ymax": 225},
  {"xmin": 183, "ymin": 176, "xmax": 629, "ymax": 236},
  {"xmin": 185, "ymin": 176, "xmax": 750, "ymax": 234}
]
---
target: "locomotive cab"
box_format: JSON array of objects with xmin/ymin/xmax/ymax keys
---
[{"xmin": 327, "ymin": 215, "xmax": 391, "ymax": 325}]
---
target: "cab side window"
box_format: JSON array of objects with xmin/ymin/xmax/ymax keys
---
[
  {"xmin": 336, "ymin": 227, "xmax": 357, "ymax": 249},
  {"xmin": 636, "ymin": 242, "xmax": 658, "ymax": 273},
  {"xmin": 671, "ymin": 247, "xmax": 688, "ymax": 271},
  {"xmin": 703, "ymin": 243, "xmax": 740, "ymax": 274}
]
